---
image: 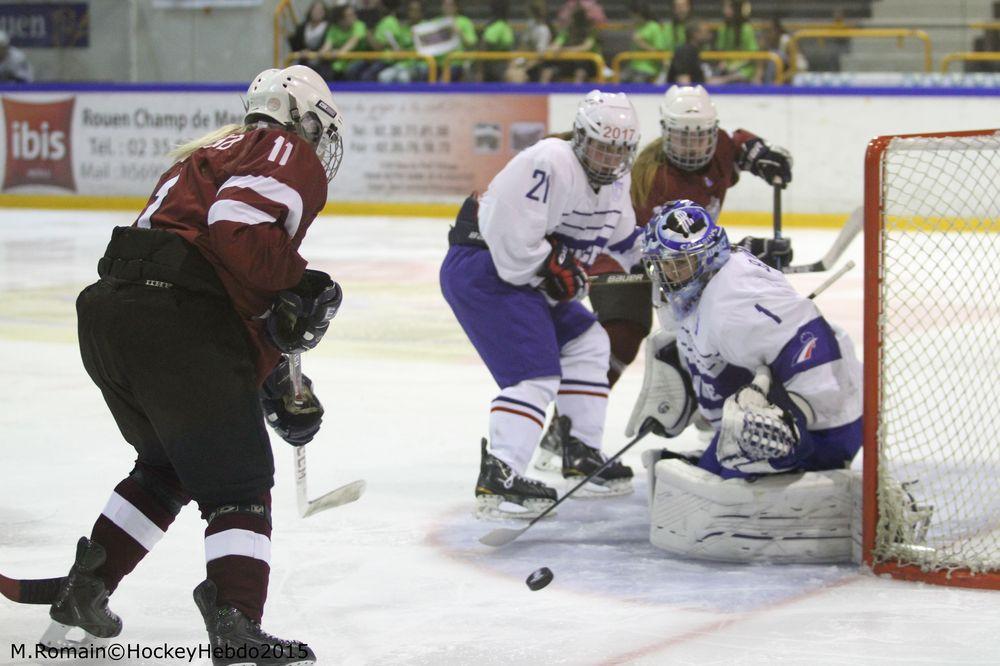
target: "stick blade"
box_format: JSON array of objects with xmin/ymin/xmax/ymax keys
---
[
  {"xmin": 0, "ymin": 573, "xmax": 65, "ymax": 605},
  {"xmin": 301, "ymin": 479, "xmax": 366, "ymax": 517},
  {"xmin": 478, "ymin": 526, "xmax": 527, "ymax": 547}
]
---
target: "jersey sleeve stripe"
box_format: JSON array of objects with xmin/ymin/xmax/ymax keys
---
[
  {"xmin": 207, "ymin": 199, "xmax": 278, "ymax": 228},
  {"xmin": 216, "ymin": 174, "xmax": 304, "ymax": 237}
]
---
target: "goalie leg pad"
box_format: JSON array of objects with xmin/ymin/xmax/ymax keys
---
[
  {"xmin": 626, "ymin": 330, "xmax": 696, "ymax": 438},
  {"xmin": 645, "ymin": 456, "xmax": 859, "ymax": 564}
]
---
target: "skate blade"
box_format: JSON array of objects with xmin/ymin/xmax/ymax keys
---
[
  {"xmin": 474, "ymin": 496, "xmax": 555, "ymax": 521},
  {"xmin": 38, "ymin": 621, "xmax": 109, "ymax": 649},
  {"xmin": 566, "ymin": 478, "xmax": 634, "ymax": 499},
  {"xmin": 533, "ymin": 448, "xmax": 562, "ymax": 473}
]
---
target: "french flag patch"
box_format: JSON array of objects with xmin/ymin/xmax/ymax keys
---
[{"xmin": 794, "ymin": 332, "xmax": 818, "ymax": 365}]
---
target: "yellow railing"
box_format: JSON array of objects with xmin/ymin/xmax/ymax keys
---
[
  {"xmin": 274, "ymin": 0, "xmax": 297, "ymax": 68},
  {"xmin": 284, "ymin": 51, "xmax": 439, "ymax": 83},
  {"xmin": 941, "ymin": 52, "xmax": 1000, "ymax": 72},
  {"xmin": 439, "ymin": 51, "xmax": 606, "ymax": 83},
  {"xmin": 611, "ymin": 50, "xmax": 785, "ymax": 83},
  {"xmin": 787, "ymin": 28, "xmax": 933, "ymax": 78}
]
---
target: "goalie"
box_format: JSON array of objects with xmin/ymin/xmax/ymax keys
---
[{"xmin": 630, "ymin": 200, "xmax": 864, "ymax": 563}]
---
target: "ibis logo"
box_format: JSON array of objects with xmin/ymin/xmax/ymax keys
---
[{"xmin": 2, "ymin": 97, "xmax": 76, "ymax": 192}]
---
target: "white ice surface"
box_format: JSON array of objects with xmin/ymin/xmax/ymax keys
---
[{"xmin": 1, "ymin": 210, "xmax": 999, "ymax": 665}]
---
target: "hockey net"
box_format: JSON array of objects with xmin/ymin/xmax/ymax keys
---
[{"xmin": 863, "ymin": 129, "xmax": 1000, "ymax": 588}]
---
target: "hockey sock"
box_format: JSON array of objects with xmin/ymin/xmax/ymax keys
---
[
  {"xmin": 601, "ymin": 319, "xmax": 646, "ymax": 386},
  {"xmin": 557, "ymin": 323, "xmax": 611, "ymax": 448},
  {"xmin": 90, "ymin": 463, "xmax": 189, "ymax": 593},
  {"xmin": 201, "ymin": 494, "xmax": 272, "ymax": 624},
  {"xmin": 489, "ymin": 377, "xmax": 558, "ymax": 473}
]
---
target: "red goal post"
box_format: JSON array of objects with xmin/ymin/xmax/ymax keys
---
[{"xmin": 863, "ymin": 128, "xmax": 1000, "ymax": 589}]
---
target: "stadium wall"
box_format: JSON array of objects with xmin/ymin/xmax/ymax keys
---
[{"xmin": 0, "ymin": 84, "xmax": 995, "ymax": 228}]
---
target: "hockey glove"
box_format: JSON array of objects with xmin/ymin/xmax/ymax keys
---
[
  {"xmin": 738, "ymin": 137, "xmax": 793, "ymax": 189},
  {"xmin": 736, "ymin": 236, "xmax": 793, "ymax": 269},
  {"xmin": 266, "ymin": 269, "xmax": 342, "ymax": 354},
  {"xmin": 717, "ymin": 367, "xmax": 800, "ymax": 475},
  {"xmin": 260, "ymin": 358, "xmax": 323, "ymax": 446},
  {"xmin": 538, "ymin": 238, "xmax": 587, "ymax": 303}
]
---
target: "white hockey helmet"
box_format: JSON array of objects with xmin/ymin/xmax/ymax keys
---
[
  {"xmin": 245, "ymin": 65, "xmax": 345, "ymax": 182},
  {"xmin": 572, "ymin": 90, "xmax": 641, "ymax": 187},
  {"xmin": 660, "ymin": 85, "xmax": 719, "ymax": 171}
]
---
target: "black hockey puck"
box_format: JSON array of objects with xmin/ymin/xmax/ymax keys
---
[{"xmin": 525, "ymin": 567, "xmax": 553, "ymax": 591}]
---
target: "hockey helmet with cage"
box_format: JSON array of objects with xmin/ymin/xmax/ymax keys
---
[
  {"xmin": 572, "ymin": 90, "xmax": 641, "ymax": 187},
  {"xmin": 245, "ymin": 65, "xmax": 345, "ymax": 182},
  {"xmin": 642, "ymin": 199, "xmax": 730, "ymax": 315},
  {"xmin": 660, "ymin": 85, "xmax": 719, "ymax": 171}
]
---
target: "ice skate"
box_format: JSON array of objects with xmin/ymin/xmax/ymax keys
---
[
  {"xmin": 476, "ymin": 439, "xmax": 557, "ymax": 520},
  {"xmin": 40, "ymin": 537, "xmax": 122, "ymax": 649},
  {"xmin": 562, "ymin": 436, "xmax": 634, "ymax": 498},
  {"xmin": 533, "ymin": 413, "xmax": 567, "ymax": 472},
  {"xmin": 194, "ymin": 579, "xmax": 316, "ymax": 666}
]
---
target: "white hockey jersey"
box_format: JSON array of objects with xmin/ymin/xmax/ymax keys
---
[
  {"xmin": 657, "ymin": 250, "xmax": 862, "ymax": 431},
  {"xmin": 478, "ymin": 138, "xmax": 642, "ymax": 287}
]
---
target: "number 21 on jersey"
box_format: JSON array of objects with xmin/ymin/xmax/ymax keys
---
[{"xmin": 526, "ymin": 169, "xmax": 549, "ymax": 203}]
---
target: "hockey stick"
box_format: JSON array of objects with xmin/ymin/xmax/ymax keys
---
[
  {"xmin": 0, "ymin": 571, "xmax": 65, "ymax": 605},
  {"xmin": 807, "ymin": 260, "xmax": 855, "ymax": 300},
  {"xmin": 478, "ymin": 425, "xmax": 654, "ymax": 548},
  {"xmin": 772, "ymin": 183, "xmax": 785, "ymax": 271},
  {"xmin": 781, "ymin": 206, "xmax": 862, "ymax": 274},
  {"xmin": 287, "ymin": 353, "xmax": 366, "ymax": 518},
  {"xmin": 587, "ymin": 207, "xmax": 862, "ymax": 287}
]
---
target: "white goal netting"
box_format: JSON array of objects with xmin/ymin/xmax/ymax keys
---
[{"xmin": 872, "ymin": 131, "xmax": 1000, "ymax": 576}]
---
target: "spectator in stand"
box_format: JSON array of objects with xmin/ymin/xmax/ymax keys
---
[
  {"xmin": 662, "ymin": 0, "xmax": 690, "ymax": 52},
  {"xmin": 555, "ymin": 0, "xmax": 606, "ymax": 29},
  {"xmin": 760, "ymin": 16, "xmax": 807, "ymax": 84},
  {"xmin": 378, "ymin": 0, "xmax": 426, "ymax": 82},
  {"xmin": 322, "ymin": 5, "xmax": 368, "ymax": 80},
  {"xmin": 354, "ymin": 0, "xmax": 382, "ymax": 27},
  {"xmin": 714, "ymin": 0, "xmax": 760, "ymax": 83},
  {"xmin": 622, "ymin": 1, "xmax": 666, "ymax": 83},
  {"xmin": 357, "ymin": 0, "xmax": 405, "ymax": 81},
  {"xmin": 513, "ymin": 0, "xmax": 555, "ymax": 83},
  {"xmin": 667, "ymin": 19, "xmax": 711, "ymax": 84},
  {"xmin": 437, "ymin": 0, "xmax": 478, "ymax": 82},
  {"xmin": 481, "ymin": 0, "xmax": 515, "ymax": 82},
  {"xmin": 0, "ymin": 30, "xmax": 32, "ymax": 83},
  {"xmin": 289, "ymin": 1, "xmax": 332, "ymax": 78},
  {"xmin": 545, "ymin": 6, "xmax": 600, "ymax": 83}
]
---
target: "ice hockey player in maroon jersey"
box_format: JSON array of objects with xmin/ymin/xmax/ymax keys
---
[
  {"xmin": 538, "ymin": 84, "xmax": 794, "ymax": 467},
  {"xmin": 39, "ymin": 66, "xmax": 344, "ymax": 665}
]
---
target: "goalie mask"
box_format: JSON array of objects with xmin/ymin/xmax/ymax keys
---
[
  {"xmin": 572, "ymin": 90, "xmax": 641, "ymax": 187},
  {"xmin": 642, "ymin": 199, "xmax": 730, "ymax": 316},
  {"xmin": 245, "ymin": 65, "xmax": 345, "ymax": 182},
  {"xmin": 660, "ymin": 85, "xmax": 719, "ymax": 171}
]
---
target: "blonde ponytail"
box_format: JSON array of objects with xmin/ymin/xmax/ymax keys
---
[
  {"xmin": 630, "ymin": 137, "xmax": 668, "ymax": 209},
  {"xmin": 169, "ymin": 123, "xmax": 249, "ymax": 162}
]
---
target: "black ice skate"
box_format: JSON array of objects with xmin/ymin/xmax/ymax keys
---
[
  {"xmin": 476, "ymin": 438, "xmax": 557, "ymax": 520},
  {"xmin": 194, "ymin": 579, "xmax": 316, "ymax": 666},
  {"xmin": 562, "ymin": 433, "xmax": 634, "ymax": 498},
  {"xmin": 40, "ymin": 537, "xmax": 122, "ymax": 648},
  {"xmin": 533, "ymin": 413, "xmax": 568, "ymax": 472}
]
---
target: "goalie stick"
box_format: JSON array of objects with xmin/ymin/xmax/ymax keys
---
[
  {"xmin": 588, "ymin": 206, "xmax": 862, "ymax": 286},
  {"xmin": 286, "ymin": 352, "xmax": 366, "ymax": 518},
  {"xmin": 478, "ymin": 425, "xmax": 653, "ymax": 548}
]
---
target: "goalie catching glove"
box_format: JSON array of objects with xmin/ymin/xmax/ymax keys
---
[
  {"xmin": 626, "ymin": 329, "xmax": 697, "ymax": 438},
  {"xmin": 266, "ymin": 269, "xmax": 342, "ymax": 354},
  {"xmin": 260, "ymin": 357, "xmax": 324, "ymax": 446},
  {"xmin": 717, "ymin": 366, "xmax": 800, "ymax": 475},
  {"xmin": 538, "ymin": 238, "xmax": 587, "ymax": 303}
]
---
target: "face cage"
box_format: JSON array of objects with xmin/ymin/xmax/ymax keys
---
[
  {"xmin": 573, "ymin": 131, "xmax": 638, "ymax": 187},
  {"xmin": 643, "ymin": 253, "xmax": 703, "ymax": 294},
  {"xmin": 316, "ymin": 129, "xmax": 344, "ymax": 182},
  {"xmin": 661, "ymin": 121, "xmax": 719, "ymax": 171}
]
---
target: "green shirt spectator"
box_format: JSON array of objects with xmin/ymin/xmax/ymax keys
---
[
  {"xmin": 482, "ymin": 19, "xmax": 514, "ymax": 51},
  {"xmin": 629, "ymin": 8, "xmax": 666, "ymax": 79},
  {"xmin": 323, "ymin": 6, "xmax": 368, "ymax": 75},
  {"xmin": 715, "ymin": 0, "xmax": 759, "ymax": 81},
  {"xmin": 662, "ymin": 0, "xmax": 690, "ymax": 51}
]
